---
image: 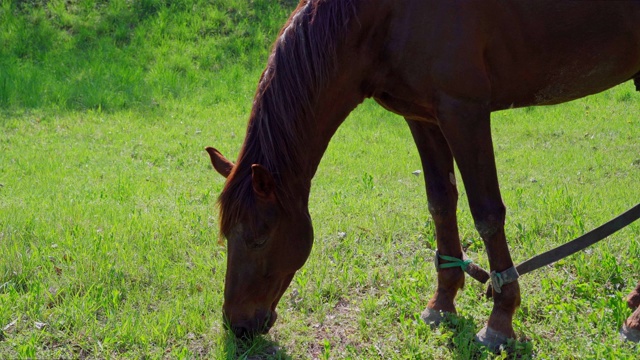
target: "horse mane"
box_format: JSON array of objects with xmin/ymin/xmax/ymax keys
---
[{"xmin": 218, "ymin": 0, "xmax": 358, "ymax": 238}]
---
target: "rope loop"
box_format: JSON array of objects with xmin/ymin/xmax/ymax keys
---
[{"xmin": 437, "ymin": 253, "xmax": 473, "ymax": 272}]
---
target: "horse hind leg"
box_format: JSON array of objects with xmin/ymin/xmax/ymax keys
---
[
  {"xmin": 406, "ymin": 119, "xmax": 465, "ymax": 326},
  {"xmin": 634, "ymin": 73, "xmax": 640, "ymax": 91},
  {"xmin": 621, "ymin": 281, "xmax": 640, "ymax": 342}
]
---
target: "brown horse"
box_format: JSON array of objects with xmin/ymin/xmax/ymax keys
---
[{"xmin": 207, "ymin": 0, "xmax": 640, "ymax": 348}]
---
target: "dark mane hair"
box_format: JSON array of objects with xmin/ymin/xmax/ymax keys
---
[{"xmin": 218, "ymin": 0, "xmax": 358, "ymax": 237}]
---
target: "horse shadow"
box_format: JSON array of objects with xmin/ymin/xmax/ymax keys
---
[
  {"xmin": 222, "ymin": 332, "xmax": 293, "ymax": 360},
  {"xmin": 435, "ymin": 313, "xmax": 534, "ymax": 359},
  {"xmin": 220, "ymin": 314, "xmax": 533, "ymax": 359}
]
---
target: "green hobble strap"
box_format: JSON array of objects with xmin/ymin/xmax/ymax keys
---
[{"xmin": 436, "ymin": 252, "xmax": 473, "ymax": 272}]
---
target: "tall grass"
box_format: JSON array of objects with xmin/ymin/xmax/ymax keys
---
[{"xmin": 0, "ymin": 0, "xmax": 291, "ymax": 111}]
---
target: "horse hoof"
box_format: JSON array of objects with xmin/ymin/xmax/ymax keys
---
[
  {"xmin": 420, "ymin": 307, "xmax": 445, "ymax": 327},
  {"xmin": 620, "ymin": 323, "xmax": 640, "ymax": 343},
  {"xmin": 474, "ymin": 326, "xmax": 510, "ymax": 352}
]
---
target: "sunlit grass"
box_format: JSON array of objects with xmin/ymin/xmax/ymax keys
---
[
  {"xmin": 0, "ymin": 0, "xmax": 288, "ymax": 111},
  {"xmin": 2, "ymin": 85, "xmax": 639, "ymax": 358}
]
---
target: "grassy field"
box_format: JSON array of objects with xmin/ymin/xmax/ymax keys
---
[{"xmin": 1, "ymin": 1, "xmax": 640, "ymax": 359}]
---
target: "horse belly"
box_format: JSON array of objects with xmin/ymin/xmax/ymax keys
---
[
  {"xmin": 374, "ymin": 92, "xmax": 437, "ymax": 122},
  {"xmin": 497, "ymin": 54, "xmax": 640, "ymax": 110},
  {"xmin": 486, "ymin": 1, "xmax": 640, "ymax": 110}
]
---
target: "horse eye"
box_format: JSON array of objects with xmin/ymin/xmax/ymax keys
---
[{"xmin": 249, "ymin": 235, "xmax": 269, "ymax": 249}]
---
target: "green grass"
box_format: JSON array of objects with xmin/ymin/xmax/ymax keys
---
[
  {"xmin": 1, "ymin": 1, "xmax": 640, "ymax": 359},
  {"xmin": 0, "ymin": 0, "xmax": 289, "ymax": 111}
]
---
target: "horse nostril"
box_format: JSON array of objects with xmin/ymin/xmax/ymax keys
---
[
  {"xmin": 223, "ymin": 309, "xmax": 277, "ymax": 338},
  {"xmin": 222, "ymin": 313, "xmax": 251, "ymax": 339},
  {"xmin": 231, "ymin": 325, "xmax": 253, "ymax": 340}
]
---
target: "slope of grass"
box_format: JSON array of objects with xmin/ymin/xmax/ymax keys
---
[{"xmin": 0, "ymin": 0, "xmax": 291, "ymax": 111}]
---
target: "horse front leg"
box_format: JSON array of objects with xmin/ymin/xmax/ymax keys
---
[
  {"xmin": 621, "ymin": 281, "xmax": 640, "ymax": 342},
  {"xmin": 436, "ymin": 94, "xmax": 521, "ymax": 349},
  {"xmin": 406, "ymin": 119, "xmax": 465, "ymax": 325}
]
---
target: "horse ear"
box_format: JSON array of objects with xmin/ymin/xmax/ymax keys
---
[
  {"xmin": 251, "ymin": 164, "xmax": 276, "ymax": 201},
  {"xmin": 205, "ymin": 147, "xmax": 234, "ymax": 178}
]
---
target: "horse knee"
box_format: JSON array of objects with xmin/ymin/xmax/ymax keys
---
[
  {"xmin": 426, "ymin": 175, "xmax": 459, "ymax": 223},
  {"xmin": 473, "ymin": 204, "xmax": 506, "ymax": 239},
  {"xmin": 428, "ymin": 200, "xmax": 456, "ymax": 220}
]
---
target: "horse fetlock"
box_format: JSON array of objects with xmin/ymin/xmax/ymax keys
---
[
  {"xmin": 432, "ymin": 268, "xmax": 465, "ymax": 308},
  {"xmin": 492, "ymin": 281, "xmax": 521, "ymax": 310},
  {"xmin": 485, "ymin": 282, "xmax": 520, "ymax": 339},
  {"xmin": 427, "ymin": 274, "xmax": 462, "ymax": 316},
  {"xmin": 427, "ymin": 288, "xmax": 458, "ymax": 312},
  {"xmin": 422, "ymin": 257, "xmax": 465, "ymax": 325},
  {"xmin": 626, "ymin": 307, "xmax": 640, "ymax": 329}
]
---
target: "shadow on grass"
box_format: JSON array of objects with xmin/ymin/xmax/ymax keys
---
[
  {"xmin": 438, "ymin": 313, "xmax": 534, "ymax": 359},
  {"xmin": 223, "ymin": 332, "xmax": 292, "ymax": 360}
]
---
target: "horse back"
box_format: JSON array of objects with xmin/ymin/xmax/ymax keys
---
[
  {"xmin": 372, "ymin": 0, "xmax": 640, "ymax": 113},
  {"xmin": 486, "ymin": 1, "xmax": 640, "ymax": 108}
]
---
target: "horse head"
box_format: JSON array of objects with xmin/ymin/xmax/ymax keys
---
[{"xmin": 206, "ymin": 147, "xmax": 313, "ymax": 338}]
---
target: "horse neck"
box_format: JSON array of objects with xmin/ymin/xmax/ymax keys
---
[
  {"xmin": 236, "ymin": 67, "xmax": 367, "ymax": 204},
  {"xmin": 234, "ymin": 1, "xmax": 372, "ymax": 200}
]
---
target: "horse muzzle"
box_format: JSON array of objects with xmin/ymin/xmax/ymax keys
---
[{"xmin": 223, "ymin": 307, "xmax": 278, "ymax": 339}]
